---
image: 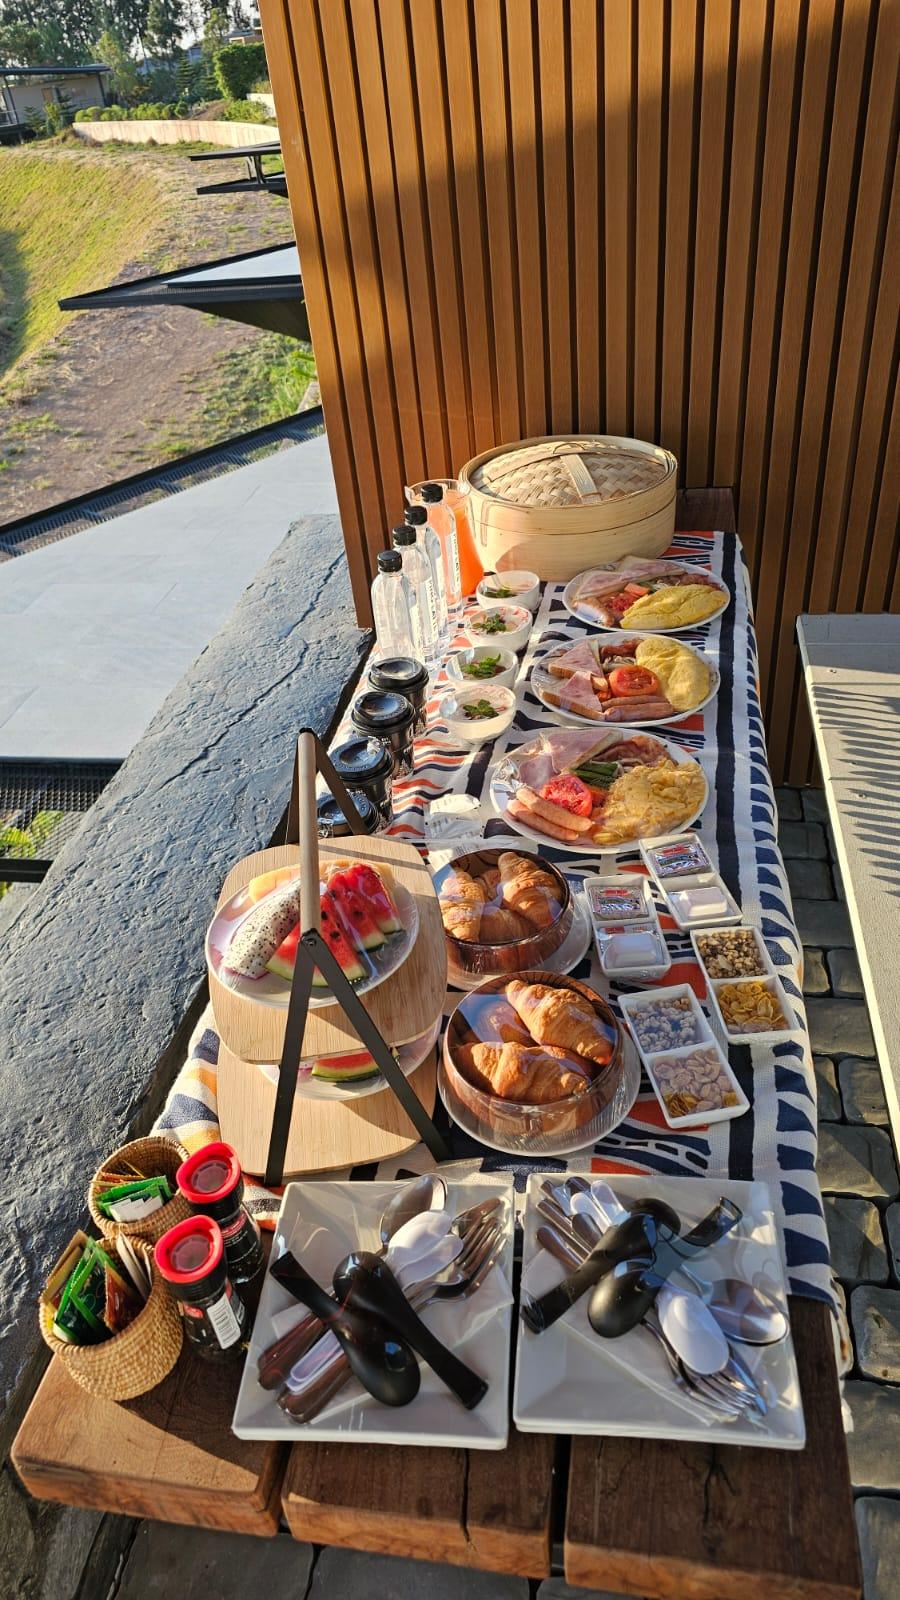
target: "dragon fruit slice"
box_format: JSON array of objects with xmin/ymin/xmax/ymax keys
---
[{"xmin": 225, "ymin": 878, "xmax": 303, "ymax": 979}]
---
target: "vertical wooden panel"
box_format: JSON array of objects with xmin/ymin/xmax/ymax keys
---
[{"xmin": 262, "ymin": 0, "xmax": 900, "ymax": 783}]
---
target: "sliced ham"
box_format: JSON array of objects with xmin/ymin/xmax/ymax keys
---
[
  {"xmin": 544, "ymin": 638, "xmax": 601, "ymax": 679},
  {"xmin": 541, "ymin": 670, "xmax": 605, "ymax": 720}
]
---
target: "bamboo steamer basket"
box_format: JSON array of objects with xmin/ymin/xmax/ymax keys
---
[{"xmin": 459, "ymin": 434, "xmax": 677, "ymax": 579}]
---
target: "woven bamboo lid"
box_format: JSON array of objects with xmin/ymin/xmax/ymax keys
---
[{"xmin": 467, "ymin": 436, "xmax": 676, "ymax": 508}]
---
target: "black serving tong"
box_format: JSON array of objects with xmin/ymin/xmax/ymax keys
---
[{"xmin": 521, "ymin": 1197, "xmax": 742, "ymax": 1335}]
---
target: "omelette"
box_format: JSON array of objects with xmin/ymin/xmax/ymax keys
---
[
  {"xmin": 634, "ymin": 637, "xmax": 712, "ymax": 712},
  {"xmin": 621, "ymin": 584, "xmax": 724, "ymax": 629},
  {"xmin": 591, "ymin": 758, "xmax": 707, "ymax": 845}
]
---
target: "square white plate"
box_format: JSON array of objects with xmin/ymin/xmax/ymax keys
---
[
  {"xmin": 232, "ymin": 1174, "xmax": 514, "ymax": 1448},
  {"xmin": 513, "ymin": 1173, "xmax": 806, "ymax": 1449}
]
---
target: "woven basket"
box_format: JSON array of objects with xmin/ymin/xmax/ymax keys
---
[
  {"xmin": 459, "ymin": 434, "xmax": 677, "ymax": 579},
  {"xmin": 88, "ymin": 1134, "xmax": 191, "ymax": 1245},
  {"xmin": 39, "ymin": 1230, "xmax": 183, "ymax": 1400}
]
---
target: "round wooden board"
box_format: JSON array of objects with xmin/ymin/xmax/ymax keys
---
[
  {"xmin": 216, "ymin": 1041, "xmax": 439, "ymax": 1178},
  {"xmin": 209, "ymin": 840, "xmax": 447, "ymax": 1063}
]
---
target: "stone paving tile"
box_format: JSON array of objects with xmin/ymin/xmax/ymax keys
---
[
  {"xmin": 778, "ymin": 819, "xmax": 828, "ymax": 859},
  {"xmin": 885, "ymin": 1203, "xmax": 900, "ymax": 1278},
  {"xmin": 828, "ymin": 947, "xmax": 864, "ymax": 998},
  {"xmin": 845, "ymin": 1380, "xmax": 900, "ymax": 1492},
  {"xmin": 805, "ymin": 997, "xmax": 876, "ymax": 1058},
  {"xmin": 793, "ymin": 897, "xmax": 854, "ymax": 947},
  {"xmin": 308, "ymin": 1548, "xmax": 529, "ymax": 1599},
  {"xmin": 855, "ymin": 1497, "xmax": 900, "ymax": 1600},
  {"xmin": 817, "ymin": 1124, "xmax": 899, "ymax": 1200},
  {"xmin": 774, "ymin": 785, "xmax": 802, "ymax": 820},
  {"xmin": 839, "ymin": 1059, "xmax": 889, "ymax": 1125},
  {"xmin": 814, "ymin": 1056, "xmax": 842, "ymax": 1120},
  {"xmin": 801, "ymin": 787, "xmax": 830, "ymax": 823},
  {"xmin": 786, "ymin": 857, "xmax": 833, "ymax": 900},
  {"xmin": 803, "ymin": 949, "xmax": 830, "ymax": 996},
  {"xmin": 824, "ymin": 1198, "xmax": 888, "ymax": 1284},
  {"xmin": 536, "ymin": 1584, "xmax": 630, "ymax": 1600},
  {"xmin": 116, "ymin": 1524, "xmax": 314, "ymax": 1598},
  {"xmin": 852, "ymin": 1287, "xmax": 900, "ymax": 1382}
]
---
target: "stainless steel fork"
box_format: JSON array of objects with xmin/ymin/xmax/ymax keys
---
[{"xmin": 278, "ymin": 1215, "xmax": 507, "ymax": 1423}]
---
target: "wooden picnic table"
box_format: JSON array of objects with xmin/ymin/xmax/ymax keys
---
[{"xmin": 12, "ymin": 492, "xmax": 861, "ymax": 1599}]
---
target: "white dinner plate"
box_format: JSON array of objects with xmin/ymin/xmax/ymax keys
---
[
  {"xmin": 254, "ymin": 1015, "xmax": 442, "ymax": 1101},
  {"xmin": 562, "ymin": 561, "xmax": 730, "ymax": 633},
  {"xmin": 206, "ymin": 870, "xmax": 418, "ymax": 1010},
  {"xmin": 529, "ymin": 633, "xmax": 721, "ymax": 728},
  {"xmin": 513, "ymin": 1173, "xmax": 806, "ymax": 1450},
  {"xmin": 489, "ymin": 735, "xmax": 709, "ymax": 856},
  {"xmin": 232, "ymin": 1175, "xmax": 515, "ymax": 1448}
]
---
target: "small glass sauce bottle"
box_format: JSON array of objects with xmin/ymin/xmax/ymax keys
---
[
  {"xmin": 176, "ymin": 1142, "xmax": 265, "ymax": 1293},
  {"xmin": 155, "ymin": 1215, "xmax": 251, "ymax": 1362}
]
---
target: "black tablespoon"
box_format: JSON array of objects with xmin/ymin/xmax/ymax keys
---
[
  {"xmin": 335, "ymin": 1251, "xmax": 488, "ymax": 1410},
  {"xmin": 270, "ymin": 1251, "xmax": 421, "ymax": 1408}
]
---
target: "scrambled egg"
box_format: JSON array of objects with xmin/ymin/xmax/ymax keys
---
[
  {"xmin": 621, "ymin": 584, "xmax": 723, "ymax": 629},
  {"xmin": 592, "ymin": 759, "xmax": 707, "ymax": 844},
  {"xmin": 635, "ymin": 637, "xmax": 711, "ymax": 712}
]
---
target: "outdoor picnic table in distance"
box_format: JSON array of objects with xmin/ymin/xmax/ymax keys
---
[{"xmin": 11, "ymin": 491, "xmax": 861, "ymax": 1600}]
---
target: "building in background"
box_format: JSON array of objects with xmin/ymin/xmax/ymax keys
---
[{"xmin": 0, "ymin": 64, "xmax": 109, "ymax": 139}]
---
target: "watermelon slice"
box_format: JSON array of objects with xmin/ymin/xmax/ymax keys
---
[
  {"xmin": 342, "ymin": 863, "xmax": 401, "ymax": 935},
  {"xmin": 327, "ymin": 868, "xmax": 385, "ymax": 952},
  {"xmin": 264, "ymin": 894, "xmax": 368, "ymax": 987},
  {"xmin": 312, "ymin": 1049, "xmax": 380, "ymax": 1083}
]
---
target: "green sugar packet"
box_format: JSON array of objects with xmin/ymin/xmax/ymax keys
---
[
  {"xmin": 97, "ymin": 1175, "xmax": 173, "ymax": 1221},
  {"xmin": 49, "ymin": 1237, "xmax": 140, "ymax": 1345}
]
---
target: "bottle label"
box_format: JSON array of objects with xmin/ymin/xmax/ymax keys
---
[
  {"xmin": 205, "ymin": 1289, "xmax": 243, "ymax": 1348},
  {"xmin": 446, "ymin": 522, "xmax": 462, "ymax": 604}
]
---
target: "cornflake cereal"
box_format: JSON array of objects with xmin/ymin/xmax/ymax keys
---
[
  {"xmin": 716, "ymin": 979, "xmax": 787, "ymax": 1033},
  {"xmin": 695, "ymin": 928, "xmax": 767, "ymax": 979},
  {"xmin": 651, "ymin": 1046, "xmax": 738, "ymax": 1118},
  {"xmin": 629, "ymin": 995, "xmax": 699, "ymax": 1052}
]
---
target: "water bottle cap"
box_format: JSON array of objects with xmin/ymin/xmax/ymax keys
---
[
  {"xmin": 392, "ymin": 525, "xmax": 416, "ymax": 545},
  {"xmin": 404, "ymin": 504, "xmax": 428, "ymax": 525},
  {"xmin": 377, "ymin": 549, "xmax": 402, "ymax": 572},
  {"xmin": 419, "ymin": 483, "xmax": 443, "ymax": 502}
]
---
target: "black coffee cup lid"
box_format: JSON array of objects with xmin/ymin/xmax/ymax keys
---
[
  {"xmin": 331, "ymin": 736, "xmax": 393, "ymax": 777},
  {"xmin": 352, "ymin": 690, "xmax": 414, "ymax": 729},
  {"xmin": 369, "ymin": 656, "xmax": 429, "ymax": 692},
  {"xmin": 317, "ymin": 790, "xmax": 377, "ymax": 827}
]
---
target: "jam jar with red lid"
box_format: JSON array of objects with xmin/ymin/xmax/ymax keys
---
[
  {"xmin": 155, "ymin": 1215, "xmax": 251, "ymax": 1362},
  {"xmin": 176, "ymin": 1142, "xmax": 264, "ymax": 1292}
]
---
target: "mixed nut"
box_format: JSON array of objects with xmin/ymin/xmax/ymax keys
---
[
  {"xmin": 695, "ymin": 928, "xmax": 767, "ymax": 979},
  {"xmin": 651, "ymin": 1046, "xmax": 739, "ymax": 1119},
  {"xmin": 629, "ymin": 995, "xmax": 699, "ymax": 1052}
]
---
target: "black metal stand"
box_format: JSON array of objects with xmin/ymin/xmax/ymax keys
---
[{"xmin": 263, "ymin": 730, "xmax": 450, "ymax": 1187}]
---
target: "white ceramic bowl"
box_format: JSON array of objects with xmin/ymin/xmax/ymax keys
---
[
  {"xmin": 465, "ymin": 605, "xmax": 533, "ymax": 653},
  {"xmin": 439, "ymin": 683, "xmax": 517, "ymax": 744},
  {"xmin": 476, "ymin": 570, "xmax": 541, "ymax": 614},
  {"xmin": 445, "ymin": 645, "xmax": 519, "ymax": 690}
]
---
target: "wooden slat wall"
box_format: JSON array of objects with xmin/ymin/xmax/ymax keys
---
[{"xmin": 263, "ymin": 0, "xmax": 899, "ymax": 784}]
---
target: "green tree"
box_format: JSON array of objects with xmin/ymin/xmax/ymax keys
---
[
  {"xmin": 214, "ymin": 38, "xmax": 265, "ymax": 100},
  {"xmin": 94, "ymin": 27, "xmax": 140, "ymax": 99},
  {"xmin": 144, "ymin": 0, "xmax": 184, "ymax": 60}
]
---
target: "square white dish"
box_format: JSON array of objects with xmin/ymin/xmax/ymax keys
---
[
  {"xmin": 705, "ymin": 971, "xmax": 799, "ymax": 1046},
  {"xmin": 513, "ymin": 1173, "xmax": 806, "ymax": 1450},
  {"xmin": 690, "ymin": 923, "xmax": 775, "ymax": 982},
  {"xmin": 618, "ymin": 983, "xmax": 747, "ymax": 1129},
  {"xmin": 232, "ymin": 1174, "xmax": 514, "ymax": 1448}
]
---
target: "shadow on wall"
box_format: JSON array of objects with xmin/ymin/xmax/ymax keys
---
[
  {"xmin": 811, "ymin": 678, "xmax": 900, "ymax": 899},
  {"xmin": 0, "ymin": 227, "xmax": 27, "ymax": 378}
]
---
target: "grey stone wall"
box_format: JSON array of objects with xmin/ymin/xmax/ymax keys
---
[{"xmin": 0, "ymin": 515, "xmax": 367, "ymax": 1595}]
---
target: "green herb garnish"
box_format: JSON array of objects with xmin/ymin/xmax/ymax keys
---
[
  {"xmin": 462, "ymin": 699, "xmax": 496, "ymax": 720},
  {"xmin": 461, "ymin": 654, "xmax": 501, "ymax": 679},
  {"xmin": 483, "ymin": 583, "xmax": 516, "ymax": 598},
  {"xmin": 476, "ymin": 612, "xmax": 509, "ymax": 634}
]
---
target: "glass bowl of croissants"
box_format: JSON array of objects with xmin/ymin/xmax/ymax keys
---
[
  {"xmin": 440, "ymin": 972, "xmax": 640, "ymax": 1154},
  {"xmin": 435, "ymin": 847, "xmax": 574, "ymax": 981}
]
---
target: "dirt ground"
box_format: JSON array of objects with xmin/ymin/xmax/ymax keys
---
[{"xmin": 0, "ymin": 146, "xmax": 294, "ymax": 524}]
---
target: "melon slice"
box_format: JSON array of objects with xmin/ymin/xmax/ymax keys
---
[
  {"xmin": 246, "ymin": 865, "xmax": 297, "ymax": 904},
  {"xmin": 342, "ymin": 863, "xmax": 401, "ymax": 934},
  {"xmin": 326, "ymin": 868, "xmax": 385, "ymax": 951},
  {"xmin": 312, "ymin": 1049, "xmax": 380, "ymax": 1083}
]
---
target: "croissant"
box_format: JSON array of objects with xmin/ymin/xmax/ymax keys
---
[
  {"xmin": 505, "ymin": 980, "xmax": 616, "ymax": 1066},
  {"xmin": 460, "ymin": 994, "xmax": 532, "ymax": 1047},
  {"xmin": 479, "ymin": 904, "xmax": 532, "ymax": 942},
  {"xmin": 469, "ymin": 1042, "xmax": 592, "ymax": 1103},
  {"xmin": 480, "ymin": 866, "xmax": 502, "ymax": 899},
  {"xmin": 498, "ymin": 852, "xmax": 561, "ymax": 930},
  {"xmin": 439, "ymin": 868, "xmax": 488, "ymax": 942}
]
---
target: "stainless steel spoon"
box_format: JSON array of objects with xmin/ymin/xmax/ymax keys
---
[{"xmin": 677, "ymin": 1268, "xmax": 788, "ymax": 1345}]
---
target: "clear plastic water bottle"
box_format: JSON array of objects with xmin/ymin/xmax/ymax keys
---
[
  {"xmin": 405, "ymin": 503, "xmax": 450, "ymax": 651},
  {"xmin": 371, "ymin": 549, "xmax": 418, "ymax": 659},
  {"xmin": 420, "ymin": 482, "xmax": 462, "ymax": 620},
  {"xmin": 392, "ymin": 525, "xmax": 441, "ymax": 673}
]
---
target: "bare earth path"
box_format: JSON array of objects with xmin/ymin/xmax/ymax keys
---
[{"xmin": 0, "ymin": 144, "xmax": 294, "ymax": 524}]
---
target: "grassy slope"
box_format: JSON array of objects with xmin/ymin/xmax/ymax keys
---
[{"xmin": 0, "ymin": 147, "xmax": 163, "ymax": 381}]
